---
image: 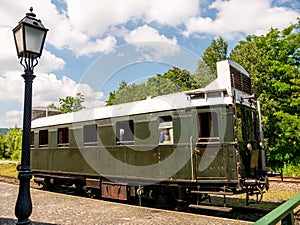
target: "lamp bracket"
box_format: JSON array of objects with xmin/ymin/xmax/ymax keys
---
[{"xmin": 20, "ymin": 56, "xmax": 38, "ymax": 73}]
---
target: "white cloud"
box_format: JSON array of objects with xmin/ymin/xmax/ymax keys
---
[
  {"xmin": 41, "ymin": 1, "xmax": 118, "ymax": 57},
  {"xmin": 0, "ymin": 71, "xmax": 23, "ymax": 103},
  {"xmin": 36, "ymin": 51, "xmax": 66, "ymax": 73},
  {"xmin": 66, "ymin": 0, "xmax": 199, "ymax": 36},
  {"xmin": 0, "ymin": 70, "xmax": 105, "ymax": 127},
  {"xmin": 72, "ymin": 36, "xmax": 117, "ymax": 57},
  {"xmin": 66, "ymin": 0, "xmax": 145, "ymax": 37},
  {"xmin": 183, "ymin": 0, "xmax": 300, "ymax": 38},
  {"xmin": 0, "ymin": 0, "xmax": 118, "ymax": 58},
  {"xmin": 0, "ymin": 71, "xmax": 103, "ymax": 105},
  {"xmin": 144, "ymin": 0, "xmax": 199, "ymax": 26},
  {"xmin": 3, "ymin": 0, "xmax": 298, "ymax": 57},
  {"xmin": 33, "ymin": 73, "xmax": 105, "ymax": 108},
  {"xmin": 124, "ymin": 25, "xmax": 177, "ymax": 44},
  {"xmin": 4, "ymin": 111, "xmax": 23, "ymax": 127},
  {"xmin": 0, "ymin": 27, "xmax": 16, "ymax": 73}
]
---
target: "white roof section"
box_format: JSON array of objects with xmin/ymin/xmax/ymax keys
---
[
  {"xmin": 32, "ymin": 92, "xmax": 195, "ymax": 128},
  {"xmin": 32, "ymin": 60, "xmax": 252, "ymax": 129}
]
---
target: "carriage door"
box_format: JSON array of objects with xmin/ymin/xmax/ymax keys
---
[{"xmin": 195, "ymin": 111, "xmax": 226, "ymax": 179}]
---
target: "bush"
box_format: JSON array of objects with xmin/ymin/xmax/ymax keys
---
[
  {"xmin": 282, "ymin": 164, "xmax": 300, "ymax": 177},
  {"xmin": 0, "ymin": 126, "xmax": 22, "ymax": 160}
]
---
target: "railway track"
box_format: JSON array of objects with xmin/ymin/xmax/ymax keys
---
[
  {"xmin": 0, "ymin": 175, "xmax": 278, "ymax": 222},
  {"xmin": 268, "ymin": 176, "xmax": 300, "ymax": 183}
]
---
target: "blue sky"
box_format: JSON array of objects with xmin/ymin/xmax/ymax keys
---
[{"xmin": 0, "ymin": 0, "xmax": 299, "ymax": 128}]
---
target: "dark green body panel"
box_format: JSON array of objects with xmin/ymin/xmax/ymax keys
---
[
  {"xmin": 31, "ymin": 106, "xmax": 245, "ymax": 187},
  {"xmin": 31, "ymin": 148, "xmax": 97, "ymax": 176}
]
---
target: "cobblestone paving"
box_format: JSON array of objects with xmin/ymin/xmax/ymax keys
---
[{"xmin": 0, "ymin": 182, "xmax": 251, "ymax": 225}]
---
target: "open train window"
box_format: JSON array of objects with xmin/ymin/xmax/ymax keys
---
[
  {"xmin": 198, "ymin": 112, "xmax": 219, "ymax": 142},
  {"xmin": 57, "ymin": 127, "xmax": 69, "ymax": 147},
  {"xmin": 158, "ymin": 116, "xmax": 173, "ymax": 145},
  {"xmin": 83, "ymin": 124, "xmax": 98, "ymax": 147},
  {"xmin": 39, "ymin": 130, "xmax": 48, "ymax": 148},
  {"xmin": 30, "ymin": 131, "xmax": 34, "ymax": 148},
  {"xmin": 116, "ymin": 120, "xmax": 134, "ymax": 145}
]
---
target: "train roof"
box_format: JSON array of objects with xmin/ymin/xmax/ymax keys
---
[{"xmin": 32, "ymin": 60, "xmax": 253, "ymax": 128}]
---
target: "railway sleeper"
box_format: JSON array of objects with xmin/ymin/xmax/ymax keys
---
[{"xmin": 189, "ymin": 204, "xmax": 233, "ymax": 212}]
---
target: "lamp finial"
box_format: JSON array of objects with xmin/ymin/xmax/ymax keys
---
[{"xmin": 26, "ymin": 7, "xmax": 36, "ymax": 17}]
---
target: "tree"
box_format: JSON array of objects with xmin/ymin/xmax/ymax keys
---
[
  {"xmin": 0, "ymin": 126, "xmax": 22, "ymax": 160},
  {"xmin": 59, "ymin": 92, "xmax": 85, "ymax": 113},
  {"xmin": 106, "ymin": 67, "xmax": 198, "ymax": 105},
  {"xmin": 194, "ymin": 59, "xmax": 217, "ymax": 88},
  {"xmin": 47, "ymin": 103, "xmax": 58, "ymax": 109},
  {"xmin": 0, "ymin": 135, "xmax": 6, "ymax": 159},
  {"xmin": 230, "ymin": 20, "xmax": 300, "ymax": 171},
  {"xmin": 162, "ymin": 67, "xmax": 199, "ymax": 90},
  {"xmin": 194, "ymin": 37, "xmax": 228, "ymax": 87},
  {"xmin": 106, "ymin": 80, "xmax": 128, "ymax": 106}
]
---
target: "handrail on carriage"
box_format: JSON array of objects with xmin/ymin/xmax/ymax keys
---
[{"xmin": 253, "ymin": 192, "xmax": 300, "ymax": 225}]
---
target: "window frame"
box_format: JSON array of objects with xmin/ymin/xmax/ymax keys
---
[
  {"xmin": 198, "ymin": 111, "xmax": 219, "ymax": 143},
  {"xmin": 158, "ymin": 116, "xmax": 173, "ymax": 145},
  {"xmin": 83, "ymin": 124, "xmax": 98, "ymax": 147},
  {"xmin": 57, "ymin": 127, "xmax": 69, "ymax": 148},
  {"xmin": 39, "ymin": 129, "xmax": 49, "ymax": 148},
  {"xmin": 116, "ymin": 120, "xmax": 135, "ymax": 146}
]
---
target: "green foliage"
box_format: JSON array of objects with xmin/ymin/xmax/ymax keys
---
[
  {"xmin": 106, "ymin": 67, "xmax": 199, "ymax": 105},
  {"xmin": 47, "ymin": 103, "xmax": 58, "ymax": 109},
  {"xmin": 59, "ymin": 92, "xmax": 85, "ymax": 113},
  {"xmin": 194, "ymin": 37, "xmax": 228, "ymax": 87},
  {"xmin": 0, "ymin": 135, "xmax": 6, "ymax": 159},
  {"xmin": 230, "ymin": 19, "xmax": 300, "ymax": 171},
  {"xmin": 202, "ymin": 36, "xmax": 228, "ymax": 75},
  {"xmin": 0, "ymin": 126, "xmax": 22, "ymax": 160},
  {"xmin": 282, "ymin": 164, "xmax": 300, "ymax": 177}
]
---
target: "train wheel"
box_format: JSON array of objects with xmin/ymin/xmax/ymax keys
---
[{"xmin": 151, "ymin": 190, "xmax": 177, "ymax": 209}]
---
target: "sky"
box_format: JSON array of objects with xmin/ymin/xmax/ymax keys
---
[{"xmin": 0, "ymin": 0, "xmax": 299, "ymax": 128}]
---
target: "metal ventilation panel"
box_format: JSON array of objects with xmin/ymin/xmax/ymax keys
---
[{"xmin": 230, "ymin": 65, "xmax": 252, "ymax": 95}]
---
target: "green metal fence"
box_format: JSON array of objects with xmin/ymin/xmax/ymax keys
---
[{"xmin": 254, "ymin": 192, "xmax": 300, "ymax": 225}]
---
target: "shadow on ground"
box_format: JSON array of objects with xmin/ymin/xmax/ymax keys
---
[{"xmin": 0, "ymin": 218, "xmax": 57, "ymax": 225}]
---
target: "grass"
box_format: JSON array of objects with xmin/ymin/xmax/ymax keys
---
[{"xmin": 0, "ymin": 162, "xmax": 18, "ymax": 178}]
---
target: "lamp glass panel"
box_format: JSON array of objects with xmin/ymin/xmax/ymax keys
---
[
  {"xmin": 24, "ymin": 25, "xmax": 45, "ymax": 54},
  {"xmin": 14, "ymin": 26, "xmax": 24, "ymax": 54}
]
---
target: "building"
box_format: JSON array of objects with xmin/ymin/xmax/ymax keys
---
[{"xmin": 32, "ymin": 107, "xmax": 61, "ymax": 121}]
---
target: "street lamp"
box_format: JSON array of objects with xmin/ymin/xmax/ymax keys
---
[{"xmin": 13, "ymin": 7, "xmax": 48, "ymax": 225}]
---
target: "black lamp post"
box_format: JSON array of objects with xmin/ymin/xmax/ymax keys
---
[{"xmin": 12, "ymin": 7, "xmax": 48, "ymax": 225}]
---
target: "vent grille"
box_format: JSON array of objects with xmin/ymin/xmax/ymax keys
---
[{"xmin": 230, "ymin": 65, "xmax": 252, "ymax": 94}]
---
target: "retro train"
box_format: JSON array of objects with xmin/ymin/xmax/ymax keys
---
[{"xmin": 30, "ymin": 60, "xmax": 268, "ymax": 209}]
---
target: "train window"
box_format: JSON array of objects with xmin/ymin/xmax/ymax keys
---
[
  {"xmin": 30, "ymin": 131, "xmax": 34, "ymax": 148},
  {"xmin": 158, "ymin": 116, "xmax": 173, "ymax": 145},
  {"xmin": 116, "ymin": 120, "xmax": 134, "ymax": 145},
  {"xmin": 237, "ymin": 107, "xmax": 257, "ymax": 142},
  {"xmin": 198, "ymin": 112, "xmax": 219, "ymax": 142},
  {"xmin": 39, "ymin": 130, "xmax": 48, "ymax": 148},
  {"xmin": 57, "ymin": 127, "xmax": 69, "ymax": 147},
  {"xmin": 83, "ymin": 124, "xmax": 98, "ymax": 147}
]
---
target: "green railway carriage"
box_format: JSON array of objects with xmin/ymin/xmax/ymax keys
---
[{"xmin": 30, "ymin": 60, "xmax": 268, "ymax": 208}]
